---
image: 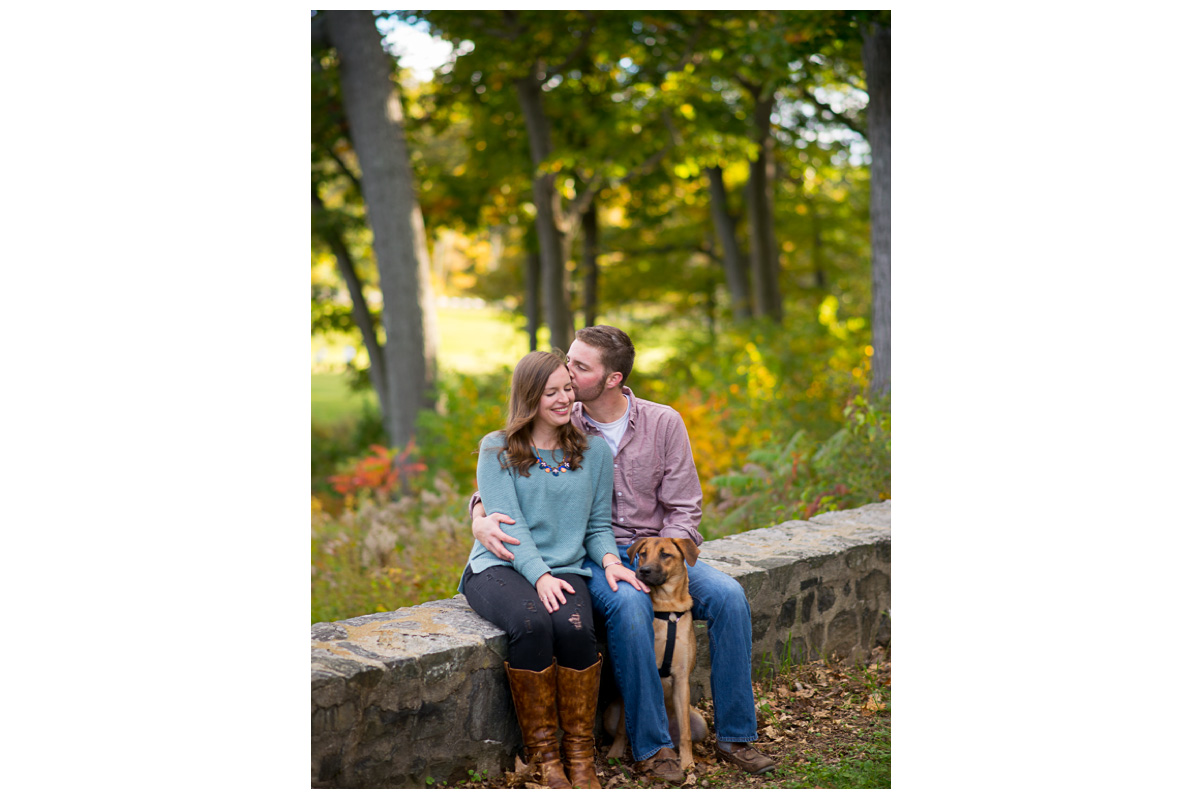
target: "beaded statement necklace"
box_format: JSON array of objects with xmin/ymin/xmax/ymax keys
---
[{"xmin": 532, "ymin": 444, "xmax": 572, "ymax": 476}]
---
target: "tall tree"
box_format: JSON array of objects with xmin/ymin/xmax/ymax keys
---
[
  {"xmin": 512, "ymin": 53, "xmax": 574, "ymax": 350},
  {"xmin": 310, "ymin": 49, "xmax": 390, "ymax": 410},
  {"xmin": 524, "ymin": 228, "xmax": 541, "ymax": 351},
  {"xmin": 402, "ymin": 10, "xmax": 868, "ymax": 338},
  {"xmin": 739, "ymin": 76, "xmax": 784, "ymax": 321},
  {"xmin": 705, "ymin": 165, "xmax": 752, "ymax": 320},
  {"xmin": 659, "ymin": 10, "xmax": 861, "ymax": 323},
  {"xmin": 580, "ymin": 200, "xmax": 600, "ymax": 328},
  {"xmin": 419, "ymin": 10, "xmax": 678, "ymax": 349},
  {"xmin": 311, "ymin": 189, "xmax": 389, "ymax": 413},
  {"xmin": 862, "ymin": 16, "xmax": 890, "ymax": 399},
  {"xmin": 421, "ymin": 10, "xmax": 597, "ymax": 351},
  {"xmin": 314, "ymin": 10, "xmax": 438, "ymax": 458}
]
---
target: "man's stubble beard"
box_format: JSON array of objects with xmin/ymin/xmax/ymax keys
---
[{"xmin": 572, "ymin": 378, "xmax": 604, "ymax": 403}]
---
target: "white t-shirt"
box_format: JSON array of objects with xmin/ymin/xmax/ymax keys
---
[{"xmin": 582, "ymin": 397, "xmax": 630, "ymax": 457}]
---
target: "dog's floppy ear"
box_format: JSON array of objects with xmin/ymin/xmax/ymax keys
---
[
  {"xmin": 626, "ymin": 538, "xmax": 648, "ymax": 563},
  {"xmin": 673, "ymin": 538, "xmax": 700, "ymax": 566}
]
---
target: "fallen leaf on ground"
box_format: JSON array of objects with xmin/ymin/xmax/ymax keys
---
[{"xmin": 504, "ymin": 757, "xmax": 534, "ymax": 787}]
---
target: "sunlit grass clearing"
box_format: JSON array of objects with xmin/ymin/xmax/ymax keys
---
[
  {"xmin": 311, "ymin": 303, "xmax": 691, "ymax": 427},
  {"xmin": 313, "ymin": 305, "xmax": 526, "ymax": 426}
]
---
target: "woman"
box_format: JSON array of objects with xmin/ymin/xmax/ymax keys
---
[{"xmin": 460, "ymin": 350, "xmax": 641, "ymax": 789}]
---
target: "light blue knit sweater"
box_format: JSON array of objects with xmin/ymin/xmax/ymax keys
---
[{"xmin": 460, "ymin": 431, "xmax": 619, "ymax": 591}]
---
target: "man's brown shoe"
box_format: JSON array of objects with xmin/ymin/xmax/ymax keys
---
[
  {"xmin": 715, "ymin": 742, "xmax": 776, "ymax": 775},
  {"xmin": 637, "ymin": 747, "xmax": 685, "ymax": 783}
]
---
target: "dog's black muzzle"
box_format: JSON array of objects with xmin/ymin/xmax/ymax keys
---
[{"xmin": 637, "ymin": 563, "xmax": 667, "ymax": 585}]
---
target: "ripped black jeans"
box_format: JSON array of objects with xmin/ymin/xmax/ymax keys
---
[{"xmin": 462, "ymin": 565, "xmax": 599, "ymax": 671}]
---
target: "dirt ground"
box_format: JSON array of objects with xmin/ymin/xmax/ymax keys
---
[{"xmin": 437, "ymin": 645, "xmax": 891, "ymax": 790}]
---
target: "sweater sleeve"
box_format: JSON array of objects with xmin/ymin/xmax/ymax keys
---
[
  {"xmin": 582, "ymin": 440, "xmax": 619, "ymax": 567},
  {"xmin": 476, "ymin": 437, "xmax": 552, "ymax": 587}
]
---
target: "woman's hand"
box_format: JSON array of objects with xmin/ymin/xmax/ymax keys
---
[
  {"xmin": 534, "ymin": 572, "xmax": 576, "ymax": 613},
  {"xmin": 604, "ymin": 561, "xmax": 649, "ymax": 593}
]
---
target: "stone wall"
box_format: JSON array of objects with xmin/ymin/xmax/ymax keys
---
[{"xmin": 311, "ymin": 501, "xmax": 890, "ymax": 789}]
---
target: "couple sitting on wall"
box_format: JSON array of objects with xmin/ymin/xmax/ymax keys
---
[{"xmin": 459, "ymin": 324, "xmax": 775, "ymax": 787}]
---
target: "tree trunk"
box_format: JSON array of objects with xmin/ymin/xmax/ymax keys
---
[
  {"xmin": 810, "ymin": 190, "xmax": 826, "ymax": 289},
  {"xmin": 705, "ymin": 165, "xmax": 752, "ymax": 321},
  {"xmin": 312, "ymin": 189, "xmax": 389, "ymax": 419},
  {"xmin": 704, "ymin": 269, "xmax": 717, "ymax": 344},
  {"xmin": 325, "ymin": 10, "xmax": 438, "ymax": 455},
  {"xmin": 747, "ymin": 92, "xmax": 783, "ymax": 322},
  {"xmin": 582, "ymin": 201, "xmax": 599, "ymax": 328},
  {"xmin": 515, "ymin": 71, "xmax": 572, "ymax": 352},
  {"xmin": 525, "ymin": 239, "xmax": 541, "ymax": 352},
  {"xmin": 863, "ymin": 21, "xmax": 891, "ymax": 399}
]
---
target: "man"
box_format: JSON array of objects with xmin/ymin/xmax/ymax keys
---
[{"xmin": 471, "ymin": 325, "xmax": 775, "ymax": 783}]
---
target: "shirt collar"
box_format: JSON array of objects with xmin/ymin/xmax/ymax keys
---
[
  {"xmin": 621, "ymin": 386, "xmax": 638, "ymax": 427},
  {"xmin": 574, "ymin": 386, "xmax": 637, "ymax": 432}
]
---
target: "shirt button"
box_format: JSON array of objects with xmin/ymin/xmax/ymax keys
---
[
  {"xmin": 619, "ymin": 517, "xmax": 624, "ymax": 522},
  {"xmin": 617, "ymin": 492, "xmax": 622, "ymax": 496}
]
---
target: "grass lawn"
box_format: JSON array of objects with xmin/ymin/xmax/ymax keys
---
[
  {"xmin": 312, "ymin": 305, "xmax": 528, "ymax": 427},
  {"xmin": 311, "ymin": 372, "xmax": 378, "ymax": 427},
  {"xmin": 436, "ymin": 305, "xmax": 531, "ymax": 373}
]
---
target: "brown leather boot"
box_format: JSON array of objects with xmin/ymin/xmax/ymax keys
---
[
  {"xmin": 556, "ymin": 656, "xmax": 603, "ymax": 789},
  {"xmin": 505, "ymin": 662, "xmax": 570, "ymax": 789}
]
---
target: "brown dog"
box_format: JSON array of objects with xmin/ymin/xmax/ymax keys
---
[{"xmin": 603, "ymin": 537, "xmax": 708, "ymax": 771}]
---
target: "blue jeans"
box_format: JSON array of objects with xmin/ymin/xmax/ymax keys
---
[{"xmin": 583, "ymin": 551, "xmax": 758, "ymax": 762}]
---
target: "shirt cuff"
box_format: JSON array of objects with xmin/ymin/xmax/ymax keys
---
[{"xmin": 657, "ymin": 527, "xmax": 702, "ymax": 546}]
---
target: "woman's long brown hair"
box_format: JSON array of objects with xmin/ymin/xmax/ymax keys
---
[{"xmin": 485, "ymin": 350, "xmax": 589, "ymax": 477}]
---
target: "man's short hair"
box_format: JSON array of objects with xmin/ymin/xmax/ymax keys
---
[{"xmin": 574, "ymin": 325, "xmax": 635, "ymax": 387}]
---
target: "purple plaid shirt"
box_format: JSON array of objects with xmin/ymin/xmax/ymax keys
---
[
  {"xmin": 572, "ymin": 387, "xmax": 703, "ymax": 548},
  {"xmin": 469, "ymin": 386, "xmax": 704, "ymax": 548}
]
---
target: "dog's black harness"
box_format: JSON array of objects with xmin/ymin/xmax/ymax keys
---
[{"xmin": 654, "ymin": 611, "xmax": 689, "ymax": 678}]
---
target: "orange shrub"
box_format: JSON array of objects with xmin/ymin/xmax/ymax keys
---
[
  {"xmin": 328, "ymin": 441, "xmax": 426, "ymax": 506},
  {"xmin": 673, "ymin": 387, "xmax": 773, "ymax": 506}
]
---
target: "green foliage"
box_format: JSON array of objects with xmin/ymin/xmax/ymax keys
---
[
  {"xmin": 646, "ymin": 300, "xmax": 872, "ymax": 441},
  {"xmin": 311, "ymin": 473, "xmax": 469, "ymax": 624},
  {"xmin": 756, "ymin": 631, "xmax": 800, "ymax": 681},
  {"xmin": 415, "ymin": 369, "xmax": 511, "ymax": 491},
  {"xmin": 812, "ymin": 394, "xmax": 891, "ymax": 504},
  {"xmin": 400, "ymin": 9, "xmax": 871, "ymax": 328},
  {"xmin": 704, "ymin": 393, "xmax": 889, "ymax": 540},
  {"xmin": 634, "ymin": 299, "xmax": 873, "ymax": 517},
  {"xmin": 780, "ymin": 732, "xmax": 890, "ymax": 789}
]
